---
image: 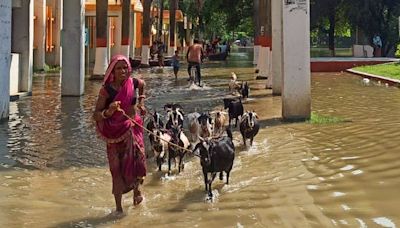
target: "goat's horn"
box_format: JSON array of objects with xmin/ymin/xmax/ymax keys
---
[{"xmin": 198, "ymin": 135, "xmax": 205, "ymax": 141}]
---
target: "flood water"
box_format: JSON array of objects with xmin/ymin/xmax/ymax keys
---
[{"xmin": 1, "ymin": 48, "xmax": 400, "ymax": 228}]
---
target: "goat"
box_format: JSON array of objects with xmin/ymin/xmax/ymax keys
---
[
  {"xmin": 240, "ymin": 81, "xmax": 249, "ymax": 99},
  {"xmin": 210, "ymin": 110, "xmax": 227, "ymax": 136},
  {"xmin": 187, "ymin": 112, "xmax": 201, "ymax": 143},
  {"xmin": 165, "ymin": 104, "xmax": 184, "ymax": 130},
  {"xmin": 152, "ymin": 129, "xmax": 172, "ymax": 171},
  {"xmin": 197, "ymin": 112, "xmax": 214, "ymax": 138},
  {"xmin": 223, "ymin": 98, "xmax": 244, "ymax": 128},
  {"xmin": 193, "ymin": 128, "xmax": 235, "ymax": 198},
  {"xmin": 146, "ymin": 111, "xmax": 164, "ymax": 148},
  {"xmin": 167, "ymin": 125, "xmax": 191, "ymax": 175},
  {"xmin": 239, "ymin": 111, "xmax": 260, "ymax": 146}
]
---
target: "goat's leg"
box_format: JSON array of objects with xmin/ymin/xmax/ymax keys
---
[
  {"xmin": 157, "ymin": 156, "xmax": 162, "ymax": 171},
  {"xmin": 203, "ymin": 170, "xmax": 208, "ymax": 192},
  {"xmin": 242, "ymin": 134, "xmax": 246, "ymax": 146},
  {"xmin": 219, "ymin": 172, "xmax": 223, "ymax": 180},
  {"xmin": 168, "ymin": 155, "xmax": 172, "ymax": 176},
  {"xmin": 208, "ymin": 173, "xmax": 217, "ymax": 198},
  {"xmin": 226, "ymin": 170, "xmax": 231, "ymax": 185},
  {"xmin": 178, "ymin": 154, "xmax": 184, "ymax": 173},
  {"xmin": 250, "ymin": 137, "xmax": 253, "ymax": 146}
]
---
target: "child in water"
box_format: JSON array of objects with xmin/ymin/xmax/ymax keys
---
[{"xmin": 171, "ymin": 50, "xmax": 180, "ymax": 79}]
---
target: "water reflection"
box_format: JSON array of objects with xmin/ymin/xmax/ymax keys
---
[{"xmin": 0, "ymin": 49, "xmax": 399, "ymax": 227}]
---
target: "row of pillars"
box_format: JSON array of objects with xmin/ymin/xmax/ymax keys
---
[
  {"xmin": 254, "ymin": 0, "xmax": 311, "ymax": 120},
  {"xmin": 1, "ymin": 0, "xmax": 310, "ymax": 121}
]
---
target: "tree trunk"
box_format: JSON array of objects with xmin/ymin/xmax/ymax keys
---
[
  {"xmin": 169, "ymin": 0, "xmax": 176, "ymax": 50},
  {"xmin": 96, "ymin": 0, "xmax": 108, "ymax": 49},
  {"xmin": 328, "ymin": 11, "xmax": 335, "ymax": 57},
  {"xmin": 158, "ymin": 0, "xmax": 164, "ymax": 41},
  {"xmin": 92, "ymin": 0, "xmax": 108, "ymax": 76},
  {"xmin": 121, "ymin": 0, "xmax": 131, "ymax": 56},
  {"xmin": 143, "ymin": 0, "xmax": 152, "ymax": 46}
]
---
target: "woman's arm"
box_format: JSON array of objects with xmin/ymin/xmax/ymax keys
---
[
  {"xmin": 136, "ymin": 79, "xmax": 147, "ymax": 115},
  {"xmin": 93, "ymin": 92, "xmax": 109, "ymax": 122},
  {"xmin": 93, "ymin": 87, "xmax": 119, "ymax": 121}
]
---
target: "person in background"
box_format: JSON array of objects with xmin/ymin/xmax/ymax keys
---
[
  {"xmin": 186, "ymin": 39, "xmax": 205, "ymax": 86},
  {"xmin": 372, "ymin": 34, "xmax": 383, "ymax": 57},
  {"xmin": 93, "ymin": 55, "xmax": 147, "ymax": 214},
  {"xmin": 157, "ymin": 40, "xmax": 165, "ymax": 67},
  {"xmin": 171, "ymin": 50, "xmax": 180, "ymax": 79}
]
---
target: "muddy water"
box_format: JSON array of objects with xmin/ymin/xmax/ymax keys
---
[{"xmin": 1, "ymin": 50, "xmax": 400, "ymax": 227}]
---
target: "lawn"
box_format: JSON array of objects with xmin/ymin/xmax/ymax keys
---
[{"xmin": 352, "ymin": 62, "xmax": 400, "ymax": 80}]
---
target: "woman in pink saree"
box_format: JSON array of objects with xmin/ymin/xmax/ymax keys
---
[{"xmin": 93, "ymin": 55, "xmax": 147, "ymax": 213}]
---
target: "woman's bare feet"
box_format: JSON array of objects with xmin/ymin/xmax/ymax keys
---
[{"xmin": 134, "ymin": 189, "xmax": 143, "ymax": 206}]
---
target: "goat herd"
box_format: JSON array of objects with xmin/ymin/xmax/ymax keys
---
[{"xmin": 145, "ymin": 97, "xmax": 260, "ymax": 198}]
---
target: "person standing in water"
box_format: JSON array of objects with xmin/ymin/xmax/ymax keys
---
[
  {"xmin": 93, "ymin": 55, "xmax": 147, "ymax": 214},
  {"xmin": 171, "ymin": 50, "xmax": 180, "ymax": 79},
  {"xmin": 186, "ymin": 39, "xmax": 204, "ymax": 86}
]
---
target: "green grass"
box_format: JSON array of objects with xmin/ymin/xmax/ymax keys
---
[
  {"xmin": 352, "ymin": 62, "xmax": 400, "ymax": 80},
  {"xmin": 308, "ymin": 112, "xmax": 347, "ymax": 124},
  {"xmin": 34, "ymin": 64, "xmax": 61, "ymax": 73}
]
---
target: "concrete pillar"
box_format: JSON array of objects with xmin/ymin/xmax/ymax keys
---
[
  {"xmin": 112, "ymin": 12, "xmax": 122, "ymax": 56},
  {"xmin": 33, "ymin": 0, "xmax": 46, "ymax": 70},
  {"xmin": 0, "ymin": 0, "xmax": 12, "ymax": 120},
  {"xmin": 44, "ymin": 0, "xmax": 62, "ymax": 66},
  {"xmin": 168, "ymin": 0, "xmax": 177, "ymax": 56},
  {"xmin": 253, "ymin": 0, "xmax": 259, "ymax": 65},
  {"xmin": 141, "ymin": 0, "xmax": 151, "ymax": 66},
  {"xmin": 92, "ymin": 0, "xmax": 109, "ymax": 77},
  {"xmin": 282, "ymin": 0, "xmax": 311, "ymax": 120},
  {"xmin": 61, "ymin": 0, "xmax": 85, "ymax": 96},
  {"xmin": 129, "ymin": 12, "xmax": 136, "ymax": 58},
  {"xmin": 12, "ymin": 0, "xmax": 34, "ymax": 93},
  {"xmin": 120, "ymin": 0, "xmax": 131, "ymax": 58},
  {"xmin": 257, "ymin": 0, "xmax": 272, "ymax": 88},
  {"xmin": 271, "ymin": 0, "xmax": 282, "ymax": 95},
  {"xmin": 54, "ymin": 0, "xmax": 63, "ymax": 66}
]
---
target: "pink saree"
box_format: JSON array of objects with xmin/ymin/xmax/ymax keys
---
[{"xmin": 96, "ymin": 55, "xmax": 146, "ymax": 195}]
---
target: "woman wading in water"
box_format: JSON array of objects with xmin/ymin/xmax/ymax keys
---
[{"xmin": 93, "ymin": 55, "xmax": 147, "ymax": 213}]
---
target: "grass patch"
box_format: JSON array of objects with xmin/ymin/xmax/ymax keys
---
[
  {"xmin": 34, "ymin": 64, "xmax": 61, "ymax": 73},
  {"xmin": 352, "ymin": 62, "xmax": 400, "ymax": 80},
  {"xmin": 308, "ymin": 112, "xmax": 347, "ymax": 124}
]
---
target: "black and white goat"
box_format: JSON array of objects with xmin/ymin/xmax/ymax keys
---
[
  {"xmin": 146, "ymin": 111, "xmax": 164, "ymax": 148},
  {"xmin": 164, "ymin": 103, "xmax": 184, "ymax": 130},
  {"xmin": 167, "ymin": 125, "xmax": 191, "ymax": 175},
  {"xmin": 152, "ymin": 129, "xmax": 172, "ymax": 171},
  {"xmin": 193, "ymin": 128, "xmax": 235, "ymax": 198},
  {"xmin": 239, "ymin": 111, "xmax": 260, "ymax": 146}
]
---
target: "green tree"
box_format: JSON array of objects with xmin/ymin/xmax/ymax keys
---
[{"xmin": 346, "ymin": 0, "xmax": 400, "ymax": 56}]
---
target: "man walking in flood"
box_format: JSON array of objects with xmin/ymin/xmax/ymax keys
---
[{"xmin": 186, "ymin": 39, "xmax": 204, "ymax": 86}]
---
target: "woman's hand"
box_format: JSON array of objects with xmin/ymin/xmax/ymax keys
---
[
  {"xmin": 107, "ymin": 101, "xmax": 121, "ymax": 115},
  {"xmin": 137, "ymin": 103, "xmax": 147, "ymax": 116}
]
